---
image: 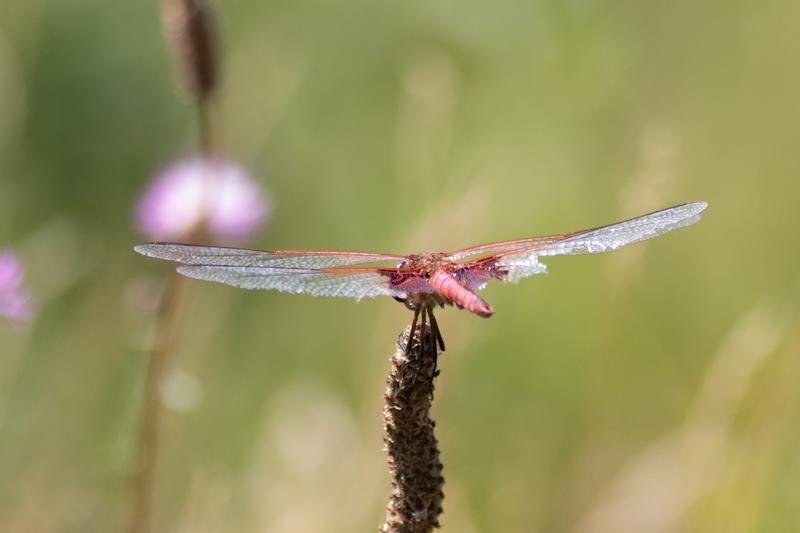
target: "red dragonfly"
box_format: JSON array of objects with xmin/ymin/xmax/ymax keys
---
[{"xmin": 136, "ymin": 202, "xmax": 706, "ymax": 357}]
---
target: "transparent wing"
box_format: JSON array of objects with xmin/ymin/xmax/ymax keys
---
[
  {"xmin": 134, "ymin": 243, "xmax": 405, "ymax": 269},
  {"xmin": 493, "ymin": 202, "xmax": 707, "ymax": 282},
  {"xmin": 134, "ymin": 243, "xmax": 412, "ymax": 300},
  {"xmin": 175, "ymin": 265, "xmax": 399, "ymax": 300},
  {"xmin": 532, "ymin": 202, "xmax": 707, "ymax": 256},
  {"xmin": 445, "ymin": 235, "xmax": 567, "ymax": 262},
  {"xmin": 447, "ymin": 202, "xmax": 707, "ymax": 262}
]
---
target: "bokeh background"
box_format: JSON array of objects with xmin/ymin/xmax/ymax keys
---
[{"xmin": 2, "ymin": 0, "xmax": 799, "ymax": 531}]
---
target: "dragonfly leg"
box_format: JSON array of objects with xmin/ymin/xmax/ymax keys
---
[
  {"xmin": 410, "ymin": 306, "xmax": 427, "ymax": 387},
  {"xmin": 405, "ymin": 306, "xmax": 420, "ymax": 355},
  {"xmin": 419, "ymin": 305, "xmax": 428, "ymax": 364},
  {"xmin": 428, "ymin": 309, "xmax": 445, "ymax": 353},
  {"xmin": 428, "ymin": 309, "xmax": 444, "ymax": 382}
]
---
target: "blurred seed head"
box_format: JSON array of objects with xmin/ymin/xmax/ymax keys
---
[
  {"xmin": 0, "ymin": 249, "xmax": 34, "ymax": 324},
  {"xmin": 135, "ymin": 157, "xmax": 271, "ymax": 241},
  {"xmin": 161, "ymin": 0, "xmax": 218, "ymax": 99}
]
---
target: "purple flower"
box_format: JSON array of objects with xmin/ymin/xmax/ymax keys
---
[
  {"xmin": 136, "ymin": 157, "xmax": 271, "ymax": 241},
  {"xmin": 0, "ymin": 250, "xmax": 34, "ymax": 323}
]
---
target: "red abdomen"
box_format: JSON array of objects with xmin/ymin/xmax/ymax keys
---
[{"xmin": 429, "ymin": 270, "xmax": 494, "ymax": 317}]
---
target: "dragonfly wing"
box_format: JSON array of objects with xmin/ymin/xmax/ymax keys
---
[
  {"xmin": 134, "ymin": 243, "xmax": 405, "ymax": 269},
  {"xmin": 176, "ymin": 265, "xmax": 399, "ymax": 300},
  {"xmin": 135, "ymin": 243, "xmax": 433, "ymax": 300},
  {"xmin": 534, "ymin": 202, "xmax": 707, "ymax": 257},
  {"xmin": 495, "ymin": 202, "xmax": 707, "ymax": 282},
  {"xmin": 459, "ymin": 269, "xmax": 493, "ymax": 292},
  {"xmin": 445, "ymin": 235, "xmax": 566, "ymax": 262}
]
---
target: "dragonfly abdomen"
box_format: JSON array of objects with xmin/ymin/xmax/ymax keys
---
[{"xmin": 429, "ymin": 270, "xmax": 494, "ymax": 317}]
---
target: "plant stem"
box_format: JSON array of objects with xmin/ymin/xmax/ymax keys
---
[
  {"xmin": 381, "ymin": 320, "xmax": 445, "ymax": 533},
  {"xmin": 128, "ymin": 4, "xmax": 219, "ymax": 531},
  {"xmin": 126, "ymin": 273, "xmax": 190, "ymax": 533}
]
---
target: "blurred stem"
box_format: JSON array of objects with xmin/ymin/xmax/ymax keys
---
[
  {"xmin": 128, "ymin": 3, "xmax": 217, "ymax": 530},
  {"xmin": 197, "ymin": 97, "xmax": 216, "ymax": 157},
  {"xmin": 381, "ymin": 320, "xmax": 445, "ymax": 533},
  {"xmin": 127, "ymin": 272, "xmax": 190, "ymax": 533},
  {"xmin": 126, "ymin": 93, "xmax": 211, "ymax": 532}
]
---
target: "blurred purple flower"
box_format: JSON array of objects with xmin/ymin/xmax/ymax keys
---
[
  {"xmin": 0, "ymin": 250, "xmax": 34, "ymax": 323},
  {"xmin": 136, "ymin": 157, "xmax": 271, "ymax": 241}
]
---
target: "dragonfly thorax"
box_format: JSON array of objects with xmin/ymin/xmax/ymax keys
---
[
  {"xmin": 398, "ymin": 252, "xmax": 457, "ymax": 275},
  {"xmin": 391, "ymin": 253, "xmax": 461, "ymax": 311}
]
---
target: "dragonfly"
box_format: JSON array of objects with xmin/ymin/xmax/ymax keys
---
[{"xmin": 135, "ymin": 201, "xmax": 707, "ymax": 360}]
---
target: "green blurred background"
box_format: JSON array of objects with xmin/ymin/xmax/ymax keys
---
[{"xmin": 1, "ymin": 0, "xmax": 799, "ymax": 531}]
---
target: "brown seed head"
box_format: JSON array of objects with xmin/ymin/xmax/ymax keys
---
[
  {"xmin": 381, "ymin": 324, "xmax": 445, "ymax": 532},
  {"xmin": 161, "ymin": 0, "xmax": 218, "ymax": 99}
]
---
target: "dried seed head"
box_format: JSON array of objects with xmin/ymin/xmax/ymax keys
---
[
  {"xmin": 161, "ymin": 0, "xmax": 218, "ymax": 99},
  {"xmin": 381, "ymin": 323, "xmax": 445, "ymax": 532}
]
